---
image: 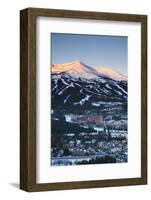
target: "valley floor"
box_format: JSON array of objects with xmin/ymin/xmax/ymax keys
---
[{"xmin": 51, "ymin": 102, "xmax": 128, "ymax": 166}]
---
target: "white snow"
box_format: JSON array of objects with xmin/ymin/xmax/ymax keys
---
[
  {"xmin": 105, "ymin": 83, "xmax": 112, "ymax": 89},
  {"xmin": 51, "ymin": 60, "xmax": 100, "ymax": 80},
  {"xmin": 80, "ymin": 89, "xmax": 83, "ymax": 93},
  {"xmin": 94, "ymin": 127, "xmax": 104, "ymax": 133},
  {"xmin": 95, "ymin": 88, "xmax": 100, "ymax": 92},
  {"xmin": 52, "ymin": 60, "xmax": 127, "ymax": 82},
  {"xmin": 64, "ymin": 95, "xmax": 71, "ymax": 104},
  {"xmin": 116, "ymin": 90, "xmax": 122, "ymax": 95},
  {"xmin": 64, "ymin": 115, "xmax": 72, "ymax": 122},
  {"xmin": 75, "ymin": 83, "xmax": 82, "ymax": 87},
  {"xmin": 74, "ymin": 95, "xmax": 91, "ymax": 106},
  {"xmin": 82, "ymin": 87, "xmax": 102, "ymax": 96},
  {"xmin": 92, "ymin": 102, "xmax": 100, "ymax": 107},
  {"xmin": 102, "ymin": 88, "xmax": 110, "ymax": 95},
  {"xmin": 58, "ymin": 83, "xmax": 74, "ymax": 95},
  {"xmin": 96, "ymin": 67, "xmax": 127, "ymax": 81},
  {"xmin": 51, "ymin": 85, "xmax": 58, "ymax": 92},
  {"xmin": 114, "ymin": 83, "xmax": 127, "ymax": 95},
  {"xmin": 61, "ymin": 78, "xmax": 69, "ymax": 86}
]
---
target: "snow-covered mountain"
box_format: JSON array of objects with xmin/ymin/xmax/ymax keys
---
[
  {"xmin": 96, "ymin": 67, "xmax": 127, "ymax": 81},
  {"xmin": 52, "ymin": 60, "xmax": 127, "ymax": 81},
  {"xmin": 51, "ymin": 60, "xmax": 127, "ymax": 108},
  {"xmin": 52, "ymin": 60, "xmax": 100, "ymax": 80}
]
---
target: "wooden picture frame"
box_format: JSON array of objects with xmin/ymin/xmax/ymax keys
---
[{"xmin": 20, "ymin": 7, "xmax": 147, "ymax": 192}]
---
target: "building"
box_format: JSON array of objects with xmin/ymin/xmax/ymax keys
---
[{"xmin": 72, "ymin": 114, "xmax": 103, "ymax": 127}]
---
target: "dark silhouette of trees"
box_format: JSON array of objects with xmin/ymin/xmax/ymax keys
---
[{"xmin": 77, "ymin": 156, "xmax": 116, "ymax": 165}]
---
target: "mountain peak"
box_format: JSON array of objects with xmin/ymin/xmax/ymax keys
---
[
  {"xmin": 51, "ymin": 60, "xmax": 100, "ymax": 79},
  {"xmin": 73, "ymin": 59, "xmax": 82, "ymax": 64},
  {"xmin": 96, "ymin": 66, "xmax": 127, "ymax": 81},
  {"xmin": 51, "ymin": 61, "xmax": 127, "ymax": 81}
]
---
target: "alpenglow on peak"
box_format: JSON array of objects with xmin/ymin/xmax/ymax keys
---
[
  {"xmin": 51, "ymin": 60, "xmax": 100, "ymax": 79},
  {"xmin": 51, "ymin": 60, "xmax": 127, "ymax": 81}
]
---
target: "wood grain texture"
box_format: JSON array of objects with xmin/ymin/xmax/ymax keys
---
[
  {"xmin": 20, "ymin": 8, "xmax": 36, "ymax": 191},
  {"xmin": 20, "ymin": 9, "xmax": 29, "ymax": 191},
  {"xmin": 20, "ymin": 8, "xmax": 147, "ymax": 192},
  {"xmin": 27, "ymin": 7, "xmax": 146, "ymax": 22},
  {"xmin": 141, "ymin": 16, "xmax": 147, "ymax": 183}
]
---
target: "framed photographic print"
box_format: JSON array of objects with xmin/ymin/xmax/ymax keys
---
[{"xmin": 20, "ymin": 8, "xmax": 147, "ymax": 191}]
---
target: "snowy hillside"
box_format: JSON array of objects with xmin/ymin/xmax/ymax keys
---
[
  {"xmin": 51, "ymin": 61, "xmax": 127, "ymax": 107},
  {"xmin": 96, "ymin": 67, "xmax": 127, "ymax": 81},
  {"xmin": 52, "ymin": 60, "xmax": 100, "ymax": 80}
]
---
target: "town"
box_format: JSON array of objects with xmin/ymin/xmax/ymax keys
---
[{"xmin": 51, "ymin": 109, "xmax": 128, "ymax": 166}]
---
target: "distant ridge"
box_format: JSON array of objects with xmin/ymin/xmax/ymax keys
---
[
  {"xmin": 52, "ymin": 60, "xmax": 127, "ymax": 81},
  {"xmin": 96, "ymin": 67, "xmax": 127, "ymax": 81}
]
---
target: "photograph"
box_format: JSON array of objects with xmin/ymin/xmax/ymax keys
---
[
  {"xmin": 20, "ymin": 7, "xmax": 147, "ymax": 191},
  {"xmin": 51, "ymin": 33, "xmax": 128, "ymax": 166}
]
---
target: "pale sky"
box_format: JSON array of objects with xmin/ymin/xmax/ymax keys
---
[{"xmin": 51, "ymin": 33, "xmax": 128, "ymax": 75}]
